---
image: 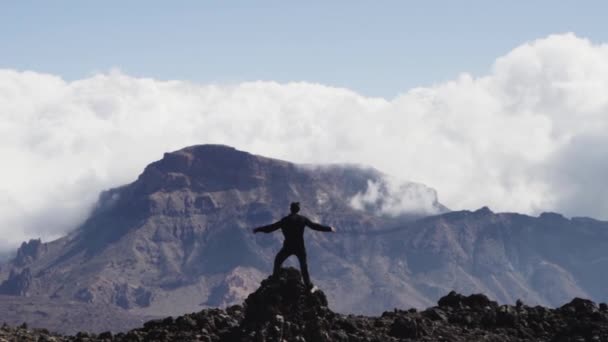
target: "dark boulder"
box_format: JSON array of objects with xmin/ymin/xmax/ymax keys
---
[
  {"xmin": 438, "ymin": 291, "xmax": 497, "ymax": 309},
  {"xmin": 438, "ymin": 290, "xmax": 466, "ymax": 308},
  {"xmin": 242, "ymin": 267, "xmax": 328, "ymax": 327},
  {"xmin": 561, "ymin": 297, "xmax": 598, "ymax": 315}
]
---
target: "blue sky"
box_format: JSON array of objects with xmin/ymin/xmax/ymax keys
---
[{"xmin": 2, "ymin": 1, "xmax": 606, "ymax": 97}]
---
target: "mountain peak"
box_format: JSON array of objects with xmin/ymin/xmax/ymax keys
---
[
  {"xmin": 474, "ymin": 206, "xmax": 493, "ymax": 215},
  {"xmin": 179, "ymin": 143, "xmax": 238, "ymax": 153},
  {"xmin": 166, "ymin": 144, "xmax": 258, "ymax": 168},
  {"xmin": 135, "ymin": 144, "xmax": 277, "ymax": 194}
]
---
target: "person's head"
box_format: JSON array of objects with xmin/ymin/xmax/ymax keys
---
[{"xmin": 290, "ymin": 202, "xmax": 300, "ymax": 214}]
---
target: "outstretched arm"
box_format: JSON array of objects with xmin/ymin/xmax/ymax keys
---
[
  {"xmin": 253, "ymin": 219, "xmax": 282, "ymax": 234},
  {"xmin": 305, "ymin": 217, "xmax": 335, "ymax": 232}
]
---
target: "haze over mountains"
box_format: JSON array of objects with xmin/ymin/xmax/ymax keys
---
[{"xmin": 1, "ymin": 144, "xmax": 607, "ymax": 333}]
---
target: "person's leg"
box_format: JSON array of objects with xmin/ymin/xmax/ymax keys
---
[
  {"xmin": 295, "ymin": 249, "xmax": 312, "ymax": 287},
  {"xmin": 273, "ymin": 247, "xmax": 291, "ymax": 277}
]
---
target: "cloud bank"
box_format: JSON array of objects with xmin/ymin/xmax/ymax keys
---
[{"xmin": 1, "ymin": 33, "xmax": 608, "ymax": 250}]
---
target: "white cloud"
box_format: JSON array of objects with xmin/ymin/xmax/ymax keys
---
[
  {"xmin": 1, "ymin": 33, "xmax": 608, "ymax": 250},
  {"xmin": 350, "ymin": 178, "xmax": 442, "ymax": 217}
]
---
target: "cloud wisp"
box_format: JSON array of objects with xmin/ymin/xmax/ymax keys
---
[
  {"xmin": 350, "ymin": 178, "xmax": 443, "ymax": 217},
  {"xmin": 1, "ymin": 33, "xmax": 608, "ymax": 250}
]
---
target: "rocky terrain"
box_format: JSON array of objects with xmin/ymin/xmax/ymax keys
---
[
  {"xmin": 3, "ymin": 268, "xmax": 608, "ymax": 342},
  {"xmin": 2, "ymin": 144, "xmax": 608, "ymax": 334},
  {"xmin": 0, "ymin": 295, "xmax": 155, "ymax": 335}
]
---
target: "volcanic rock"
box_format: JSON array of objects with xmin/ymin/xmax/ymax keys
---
[{"xmin": 4, "ymin": 268, "xmax": 608, "ymax": 341}]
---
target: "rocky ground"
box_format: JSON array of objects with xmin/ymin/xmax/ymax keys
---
[{"xmin": 3, "ymin": 267, "xmax": 608, "ymax": 341}]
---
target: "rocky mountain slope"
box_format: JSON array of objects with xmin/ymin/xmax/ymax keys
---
[
  {"xmin": 1, "ymin": 144, "xmax": 608, "ymax": 334},
  {"xmin": 3, "ymin": 268, "xmax": 608, "ymax": 342},
  {"xmin": 0, "ymin": 144, "xmax": 445, "ymax": 332}
]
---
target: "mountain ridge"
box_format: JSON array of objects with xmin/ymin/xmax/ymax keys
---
[{"xmin": 1, "ymin": 144, "xmax": 608, "ymax": 334}]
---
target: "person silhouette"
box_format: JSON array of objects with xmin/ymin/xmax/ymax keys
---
[{"xmin": 252, "ymin": 202, "xmax": 336, "ymax": 290}]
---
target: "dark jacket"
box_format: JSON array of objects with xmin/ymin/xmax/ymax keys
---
[{"xmin": 254, "ymin": 213, "xmax": 331, "ymax": 250}]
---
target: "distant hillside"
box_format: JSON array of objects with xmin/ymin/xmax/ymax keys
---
[{"xmin": 0, "ymin": 294, "xmax": 155, "ymax": 335}]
